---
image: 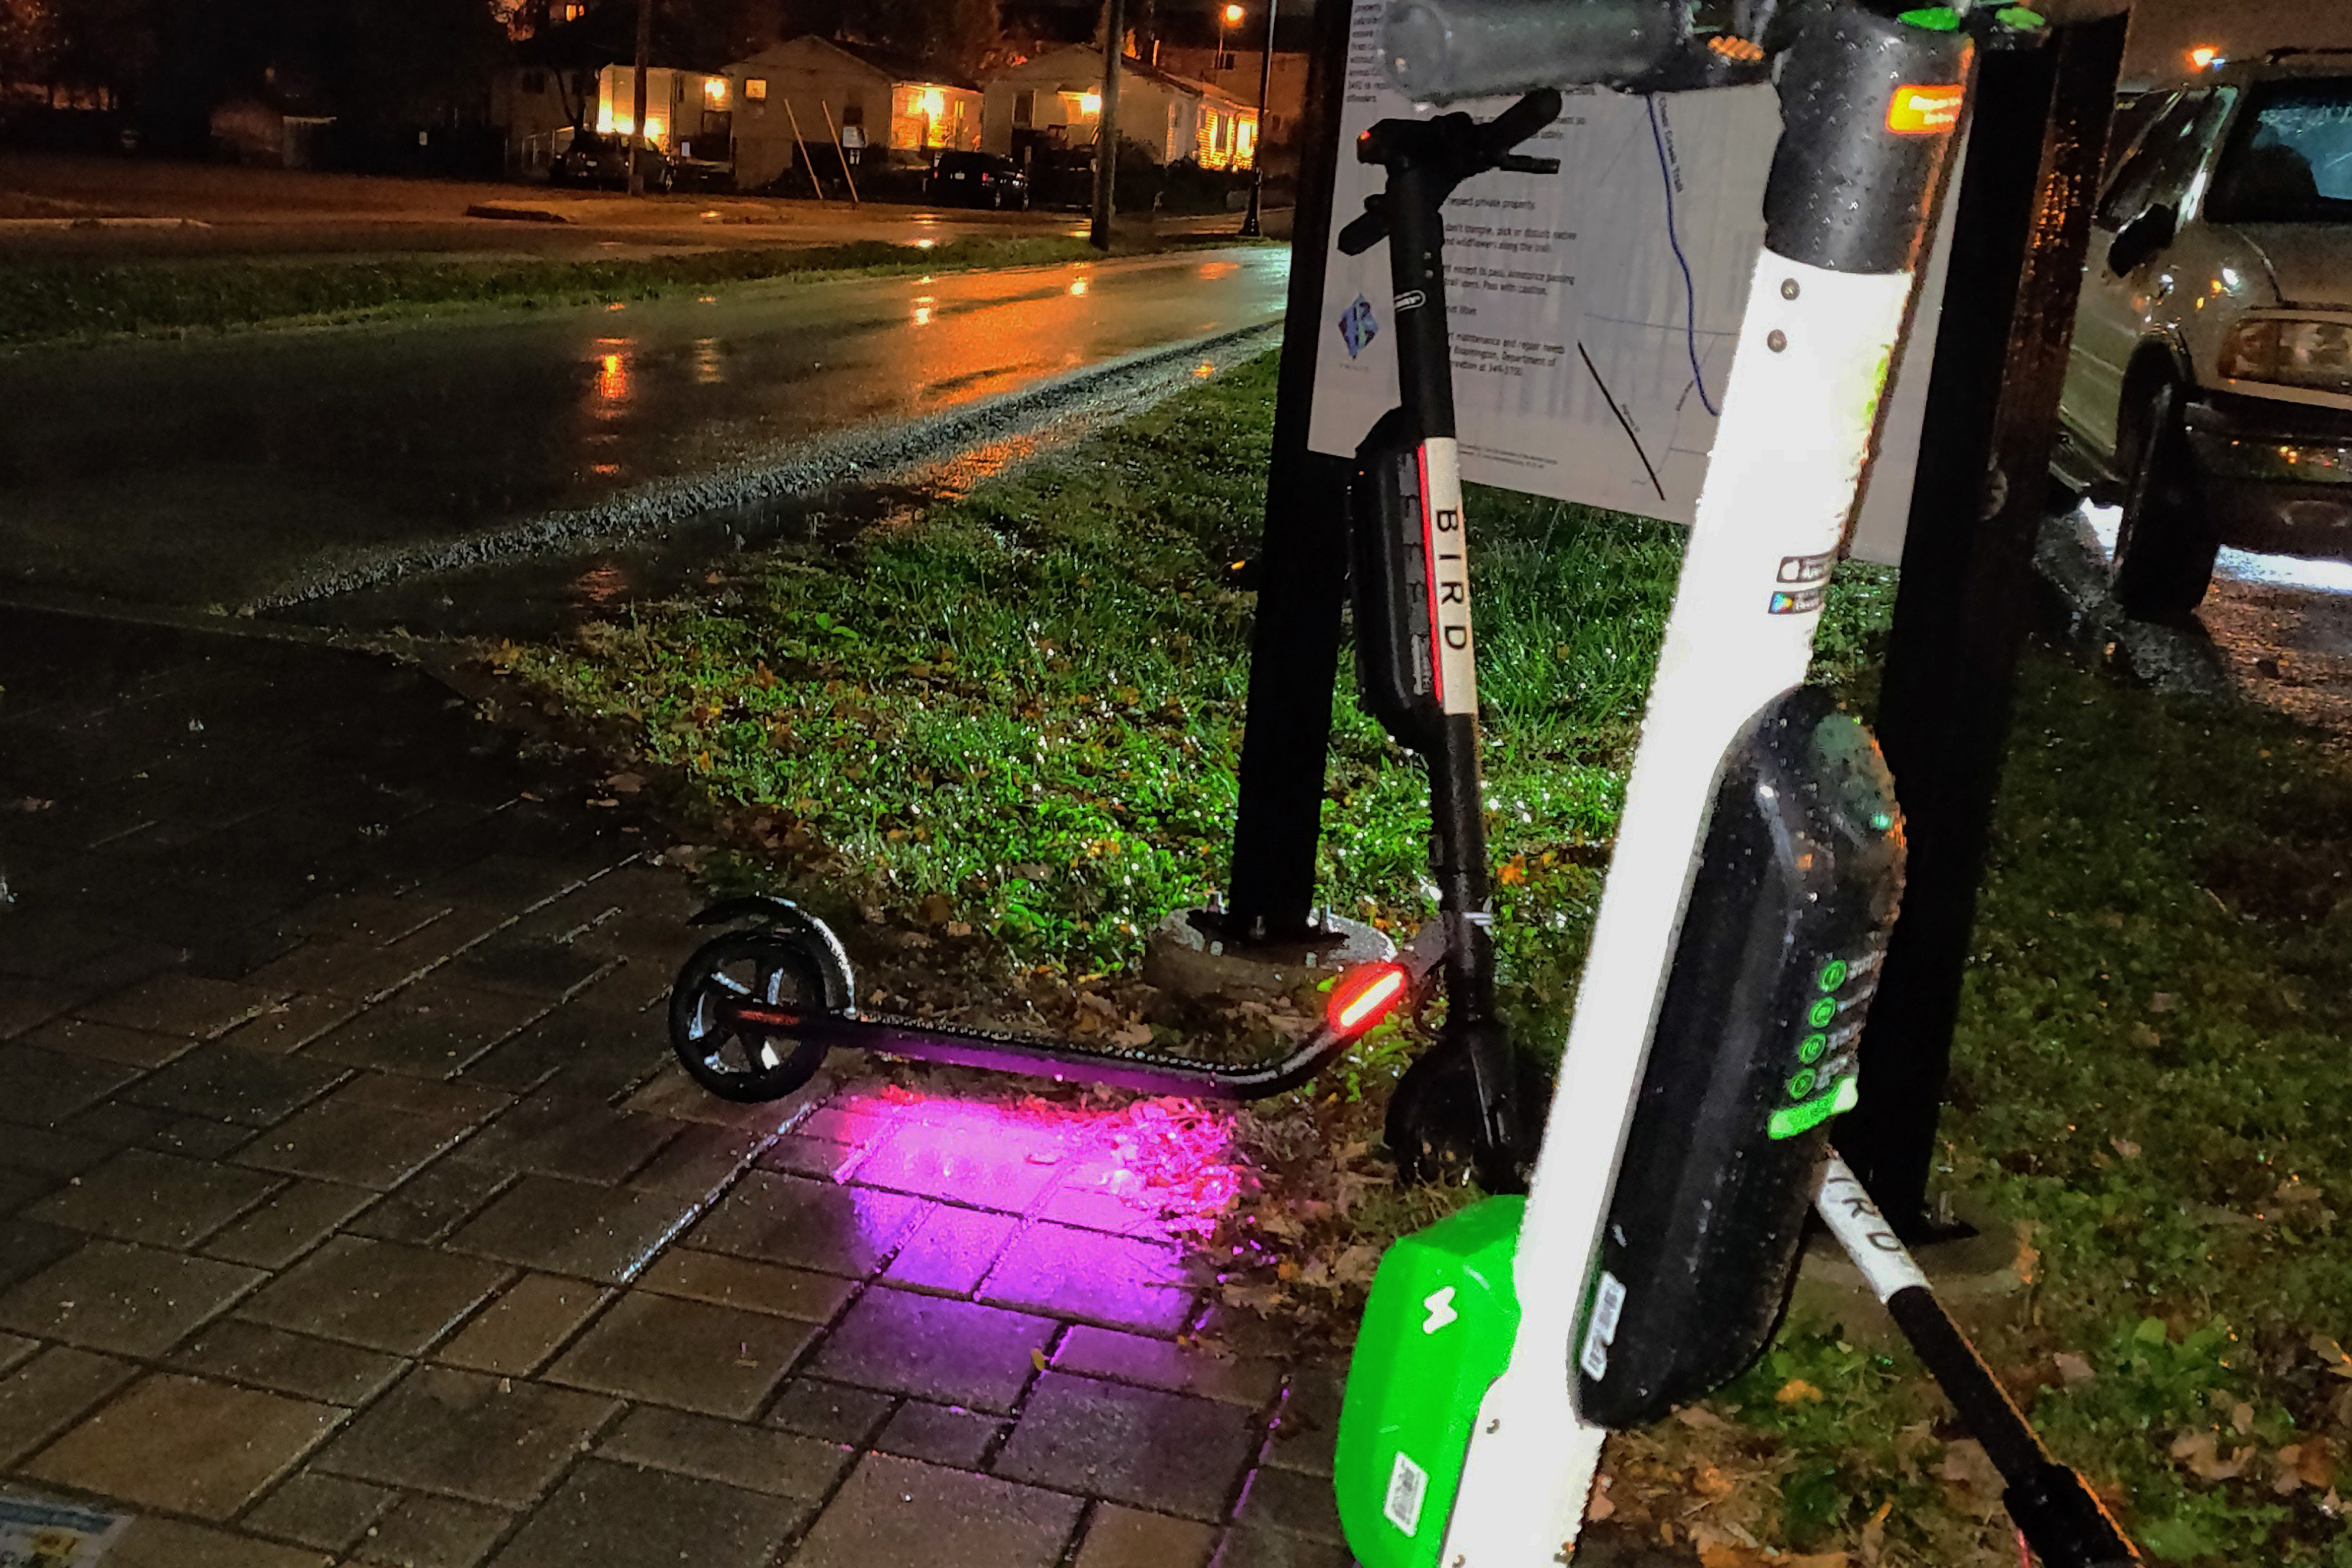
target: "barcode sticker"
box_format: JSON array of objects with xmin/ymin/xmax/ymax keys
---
[
  {"xmin": 1384, "ymin": 1450, "xmax": 1430, "ymax": 1536},
  {"xmin": 1592, "ymin": 1273, "xmax": 1627, "ymax": 1341}
]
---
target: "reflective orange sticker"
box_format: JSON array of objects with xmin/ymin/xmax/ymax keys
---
[{"xmin": 1886, "ymin": 82, "xmax": 1964, "ymax": 135}]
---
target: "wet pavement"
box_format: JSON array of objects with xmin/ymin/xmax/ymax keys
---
[
  {"xmin": 0, "ymin": 605, "xmax": 1362, "ymax": 1568},
  {"xmin": 0, "ymin": 248, "xmax": 1286, "ymax": 620},
  {"xmin": 2062, "ymin": 501, "xmax": 2352, "ymax": 739}
]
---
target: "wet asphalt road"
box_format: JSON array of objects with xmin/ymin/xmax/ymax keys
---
[{"xmin": 0, "ymin": 246, "xmax": 1288, "ymax": 615}]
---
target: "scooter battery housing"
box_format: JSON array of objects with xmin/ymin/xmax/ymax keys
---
[
  {"xmin": 1574, "ymin": 687, "xmax": 1903, "ymax": 1430},
  {"xmin": 1335, "ymin": 1195, "xmax": 1525, "ymax": 1568},
  {"xmin": 1349, "ymin": 409, "xmax": 1450, "ymax": 757}
]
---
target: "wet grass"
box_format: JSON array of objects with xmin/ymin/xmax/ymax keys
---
[
  {"xmin": 0, "ymin": 233, "xmax": 1201, "ymax": 347},
  {"xmin": 509, "ymin": 349, "xmax": 2346, "ymax": 1564}
]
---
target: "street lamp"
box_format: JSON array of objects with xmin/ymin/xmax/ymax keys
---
[
  {"xmin": 1219, "ymin": 3, "xmax": 1243, "ymax": 66},
  {"xmin": 1238, "ymin": 0, "xmax": 1277, "ymax": 237}
]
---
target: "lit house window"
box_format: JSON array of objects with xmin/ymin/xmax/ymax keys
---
[
  {"xmin": 703, "ymin": 77, "xmax": 728, "ymax": 106},
  {"xmin": 745, "ymin": 78, "xmax": 767, "ymax": 102}
]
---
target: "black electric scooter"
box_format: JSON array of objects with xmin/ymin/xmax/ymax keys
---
[{"xmin": 659, "ymin": 117, "xmax": 1570, "ymax": 1124}]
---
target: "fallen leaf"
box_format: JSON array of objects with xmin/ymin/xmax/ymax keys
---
[
  {"xmin": 605, "ymin": 771, "xmax": 644, "ymax": 794},
  {"xmin": 2310, "ymin": 1334, "xmax": 2352, "ymax": 1380},
  {"xmin": 1859, "ymin": 1500, "xmax": 1891, "ymax": 1566},
  {"xmin": 2299, "ymin": 1435, "xmax": 2337, "ymax": 1489},
  {"xmin": 2110, "ymin": 1136, "xmax": 2142, "ymax": 1159},
  {"xmin": 1692, "ymin": 1466, "xmax": 1734, "ymax": 1499},
  {"xmin": 2150, "ymin": 992, "xmax": 2177, "ymax": 1012},
  {"xmin": 1674, "ymin": 1405, "xmax": 1730, "ymax": 1430},
  {"xmin": 1774, "ymin": 1378, "xmax": 1824, "ymax": 1406},
  {"xmin": 2131, "ymin": 1022, "xmax": 2162, "ymax": 1048},
  {"xmin": 2170, "ymin": 1430, "xmax": 2248, "ymax": 1482},
  {"xmin": 1941, "ymin": 1439, "xmax": 2003, "ymax": 1492},
  {"xmin": 1030, "ymin": 1348, "xmax": 1048, "ymax": 1372},
  {"xmin": 2054, "ymin": 1352, "xmax": 2095, "ymax": 1386}
]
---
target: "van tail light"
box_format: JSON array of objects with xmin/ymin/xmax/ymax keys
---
[{"xmin": 1327, "ymin": 962, "xmax": 1409, "ymax": 1038}]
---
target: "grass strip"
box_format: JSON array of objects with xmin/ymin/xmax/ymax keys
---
[
  {"xmin": 509, "ymin": 349, "xmax": 2345, "ymax": 1564},
  {"xmin": 0, "ymin": 233, "xmax": 1159, "ymax": 347}
]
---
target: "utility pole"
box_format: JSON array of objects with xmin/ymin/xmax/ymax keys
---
[
  {"xmin": 1090, "ymin": 0, "xmax": 1125, "ymax": 251},
  {"xmin": 1239, "ymin": 0, "xmax": 1277, "ymax": 238},
  {"xmin": 628, "ymin": 0, "xmax": 652, "ymax": 196}
]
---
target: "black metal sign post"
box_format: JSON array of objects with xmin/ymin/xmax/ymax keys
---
[
  {"xmin": 1835, "ymin": 13, "xmax": 2128, "ymax": 1237},
  {"xmin": 1221, "ymin": 0, "xmax": 1360, "ymax": 944}
]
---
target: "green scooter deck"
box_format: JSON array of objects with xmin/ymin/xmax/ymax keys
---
[{"xmin": 1335, "ymin": 1195, "xmax": 1525, "ymax": 1568}]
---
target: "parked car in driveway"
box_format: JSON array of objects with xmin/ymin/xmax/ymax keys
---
[
  {"xmin": 2053, "ymin": 50, "xmax": 2352, "ymax": 617},
  {"xmin": 923, "ymin": 151, "xmax": 1029, "ymax": 210},
  {"xmin": 551, "ymin": 130, "xmax": 676, "ymax": 194}
]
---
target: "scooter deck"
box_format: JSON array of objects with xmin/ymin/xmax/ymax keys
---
[{"xmin": 711, "ymin": 922, "xmax": 1447, "ymax": 1101}]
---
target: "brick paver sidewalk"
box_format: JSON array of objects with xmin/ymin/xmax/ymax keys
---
[{"xmin": 0, "ymin": 610, "xmax": 1353, "ymax": 1568}]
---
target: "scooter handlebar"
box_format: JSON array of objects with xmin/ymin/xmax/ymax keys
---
[{"xmin": 1476, "ymin": 86, "xmax": 1564, "ymax": 161}]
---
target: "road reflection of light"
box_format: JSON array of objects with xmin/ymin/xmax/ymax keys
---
[
  {"xmin": 591, "ymin": 462, "xmax": 621, "ymax": 476},
  {"xmin": 2084, "ymin": 500, "xmax": 2352, "ymax": 597},
  {"xmin": 913, "ymin": 304, "xmax": 934, "ymax": 326},
  {"xmin": 1070, "ymin": 275, "xmax": 1090, "ymax": 297},
  {"xmin": 698, "ymin": 295, "xmax": 718, "ymax": 304},
  {"xmin": 915, "ymin": 238, "xmax": 937, "ymax": 249},
  {"xmin": 594, "ymin": 351, "xmax": 629, "ymax": 410},
  {"xmin": 1192, "ymin": 360, "xmax": 1216, "ymax": 379},
  {"xmin": 930, "ymin": 432, "xmax": 1045, "ymax": 497},
  {"xmin": 1197, "ymin": 261, "xmax": 1240, "ymax": 280},
  {"xmin": 575, "ymin": 563, "xmax": 629, "ymax": 604},
  {"xmin": 693, "ymin": 337, "xmax": 724, "ymax": 385},
  {"xmin": 607, "ymin": 301, "xmax": 626, "ymax": 312}
]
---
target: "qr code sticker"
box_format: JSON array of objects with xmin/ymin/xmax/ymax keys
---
[{"xmin": 1384, "ymin": 1449, "xmax": 1430, "ymax": 1536}]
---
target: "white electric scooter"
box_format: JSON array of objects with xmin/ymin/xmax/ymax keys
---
[{"xmin": 1331, "ymin": 2, "xmax": 2144, "ymax": 1566}]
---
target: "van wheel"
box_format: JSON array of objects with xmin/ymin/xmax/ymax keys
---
[{"xmin": 2111, "ymin": 379, "xmax": 2217, "ymax": 619}]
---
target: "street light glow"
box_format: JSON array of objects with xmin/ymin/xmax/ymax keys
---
[
  {"xmin": 1224, "ymin": 4, "xmax": 1244, "ymax": 22},
  {"xmin": 2188, "ymin": 44, "xmax": 2220, "ymax": 70}
]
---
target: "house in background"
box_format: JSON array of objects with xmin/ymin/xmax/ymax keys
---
[
  {"xmin": 493, "ymin": 9, "xmax": 726, "ymax": 175},
  {"xmin": 1149, "ymin": 41, "xmax": 1305, "ymax": 153},
  {"xmin": 979, "ymin": 44, "xmax": 1257, "ymax": 170},
  {"xmin": 209, "ymin": 82, "xmax": 336, "ymax": 169},
  {"xmin": 726, "ymin": 37, "xmax": 981, "ymax": 192}
]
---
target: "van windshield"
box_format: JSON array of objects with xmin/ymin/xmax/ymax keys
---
[{"xmin": 2207, "ymin": 78, "xmax": 2352, "ymax": 223}]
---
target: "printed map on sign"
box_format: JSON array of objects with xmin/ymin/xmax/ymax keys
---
[{"xmin": 1308, "ymin": 0, "xmax": 1954, "ymax": 561}]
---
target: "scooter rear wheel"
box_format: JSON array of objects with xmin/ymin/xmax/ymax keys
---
[{"xmin": 669, "ymin": 930, "xmax": 832, "ymax": 1102}]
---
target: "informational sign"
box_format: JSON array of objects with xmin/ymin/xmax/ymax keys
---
[
  {"xmin": 1309, "ymin": 0, "xmax": 1958, "ymax": 564},
  {"xmin": 0, "ymin": 1495, "xmax": 125, "ymax": 1567}
]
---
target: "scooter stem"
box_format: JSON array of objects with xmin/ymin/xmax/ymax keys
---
[{"xmin": 1434, "ymin": 8, "xmax": 1972, "ymax": 1563}]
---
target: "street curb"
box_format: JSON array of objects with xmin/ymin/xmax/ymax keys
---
[
  {"xmin": 465, "ymin": 202, "xmax": 572, "ymax": 223},
  {"xmin": 239, "ymin": 317, "xmax": 1283, "ymax": 612}
]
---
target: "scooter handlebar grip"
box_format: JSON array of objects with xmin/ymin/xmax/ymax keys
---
[
  {"xmin": 1479, "ymin": 87, "xmax": 1563, "ymax": 157},
  {"xmin": 1381, "ymin": 0, "xmax": 1683, "ymax": 102},
  {"xmin": 1337, "ymin": 205, "xmax": 1389, "ymax": 256}
]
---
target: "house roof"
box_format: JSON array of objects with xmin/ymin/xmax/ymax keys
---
[
  {"xmin": 984, "ymin": 43, "xmax": 1254, "ymax": 109},
  {"xmin": 731, "ymin": 36, "xmax": 980, "ymax": 93}
]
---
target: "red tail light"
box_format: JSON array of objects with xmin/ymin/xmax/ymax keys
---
[{"xmin": 1327, "ymin": 962, "xmax": 1409, "ymax": 1036}]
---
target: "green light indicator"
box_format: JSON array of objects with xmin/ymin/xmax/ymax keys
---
[
  {"xmin": 1807, "ymin": 997, "xmax": 1838, "ymax": 1028},
  {"xmin": 1788, "ymin": 1069, "xmax": 1819, "ymax": 1100},
  {"xmin": 1831, "ymin": 1074, "xmax": 1861, "ymax": 1113},
  {"xmin": 1768, "ymin": 1095, "xmax": 1835, "ymax": 1139},
  {"xmin": 1995, "ymin": 5, "xmax": 2046, "ymax": 30},
  {"xmin": 1869, "ymin": 811, "xmax": 1895, "ymax": 832},
  {"xmin": 1818, "ymin": 959, "xmax": 1848, "ymax": 992},
  {"xmin": 1799, "ymin": 1033, "xmax": 1827, "ymax": 1064},
  {"xmin": 1897, "ymin": 6, "xmax": 1961, "ymax": 30}
]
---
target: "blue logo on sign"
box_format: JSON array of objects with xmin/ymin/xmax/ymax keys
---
[{"xmin": 1338, "ymin": 295, "xmax": 1378, "ymax": 359}]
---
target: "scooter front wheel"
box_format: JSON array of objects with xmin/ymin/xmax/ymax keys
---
[
  {"xmin": 1385, "ymin": 1028, "xmax": 1544, "ymax": 1194},
  {"xmin": 668, "ymin": 930, "xmax": 832, "ymax": 1102}
]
